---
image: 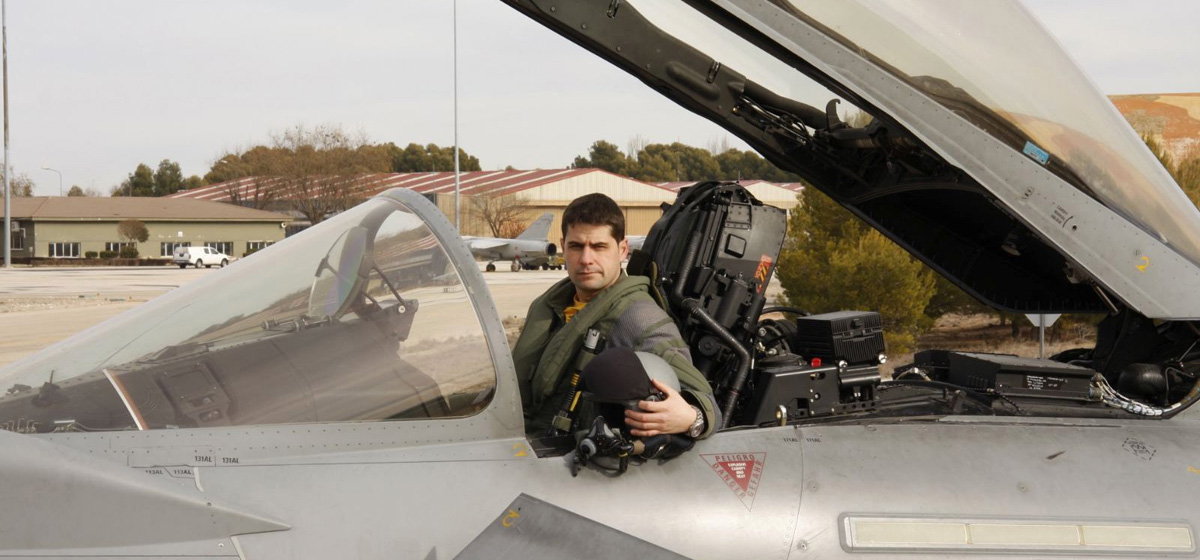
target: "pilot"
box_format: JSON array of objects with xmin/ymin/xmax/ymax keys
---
[{"xmin": 512, "ymin": 193, "xmax": 719, "ymax": 440}]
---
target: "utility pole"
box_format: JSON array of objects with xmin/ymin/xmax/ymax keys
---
[{"xmin": 3, "ymin": 0, "xmax": 10, "ymax": 268}]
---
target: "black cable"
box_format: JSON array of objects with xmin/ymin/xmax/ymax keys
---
[{"xmin": 879, "ymin": 379, "xmax": 993, "ymax": 406}]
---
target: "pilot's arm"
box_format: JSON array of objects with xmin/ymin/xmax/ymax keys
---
[{"xmin": 606, "ymin": 299, "xmax": 720, "ymax": 439}]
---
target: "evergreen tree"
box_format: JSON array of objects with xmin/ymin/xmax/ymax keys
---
[
  {"xmin": 153, "ymin": 159, "xmax": 184, "ymax": 196},
  {"xmin": 777, "ymin": 189, "xmax": 936, "ymax": 352}
]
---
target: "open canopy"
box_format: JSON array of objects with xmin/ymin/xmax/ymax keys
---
[{"xmin": 503, "ymin": 0, "xmax": 1200, "ymax": 318}]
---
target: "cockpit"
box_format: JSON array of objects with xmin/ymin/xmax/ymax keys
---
[{"xmin": 0, "ymin": 194, "xmax": 501, "ymax": 434}]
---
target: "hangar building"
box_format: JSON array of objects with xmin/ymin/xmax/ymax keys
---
[
  {"xmin": 172, "ymin": 169, "xmax": 804, "ymax": 239},
  {"xmin": 171, "ymin": 169, "xmax": 680, "ymax": 237}
]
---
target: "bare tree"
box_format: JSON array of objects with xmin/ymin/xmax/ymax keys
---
[
  {"xmin": 469, "ymin": 193, "xmax": 530, "ymax": 237},
  {"xmin": 225, "ymin": 175, "xmax": 282, "ymax": 210},
  {"xmin": 627, "ymin": 134, "xmax": 650, "ymax": 160},
  {"xmin": 117, "ymin": 219, "xmax": 150, "ymax": 244},
  {"xmin": 270, "ymin": 124, "xmax": 389, "ymax": 224},
  {"xmin": 1, "ymin": 172, "xmax": 35, "ymax": 197},
  {"xmin": 706, "ymin": 135, "xmax": 734, "ymax": 156}
]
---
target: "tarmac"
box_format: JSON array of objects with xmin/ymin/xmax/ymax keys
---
[
  {"xmin": 0, "ymin": 263, "xmax": 565, "ymax": 369},
  {"xmin": 0, "ymin": 262, "xmax": 783, "ymax": 370}
]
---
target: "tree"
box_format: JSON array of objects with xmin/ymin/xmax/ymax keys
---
[
  {"xmin": 227, "ymin": 176, "xmax": 281, "ymax": 210},
  {"xmin": 269, "ymin": 124, "xmax": 392, "ymax": 224},
  {"xmin": 0, "ymin": 172, "xmax": 36, "ymax": 197},
  {"xmin": 571, "ymin": 140, "xmax": 632, "ymax": 175},
  {"xmin": 568, "ymin": 138, "xmax": 802, "ymax": 183},
  {"xmin": 469, "ymin": 193, "xmax": 530, "ymax": 237},
  {"xmin": 116, "ymin": 219, "xmax": 150, "ymax": 244},
  {"xmin": 1144, "ymin": 134, "xmax": 1174, "ymax": 174},
  {"xmin": 153, "ymin": 159, "xmax": 185, "ymax": 196},
  {"xmin": 1142, "ymin": 134, "xmax": 1200, "ymax": 209},
  {"xmin": 181, "ymin": 175, "xmax": 205, "ymax": 191},
  {"xmin": 67, "ymin": 185, "xmax": 86, "ymax": 197},
  {"xmin": 205, "ymin": 152, "xmax": 253, "ymax": 184},
  {"xmin": 1177, "ymin": 155, "xmax": 1200, "ymax": 207},
  {"xmin": 776, "ymin": 189, "xmax": 936, "ymax": 352},
  {"xmin": 924, "ymin": 274, "xmax": 988, "ymax": 319},
  {"xmin": 116, "ymin": 163, "xmax": 156, "ymax": 197},
  {"xmin": 387, "ymin": 142, "xmax": 481, "ymax": 172}
]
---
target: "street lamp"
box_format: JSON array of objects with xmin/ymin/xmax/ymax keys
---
[{"xmin": 40, "ymin": 166, "xmax": 61, "ymax": 196}]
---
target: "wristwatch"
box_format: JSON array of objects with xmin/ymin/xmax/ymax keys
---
[{"xmin": 686, "ymin": 405, "xmax": 705, "ymax": 438}]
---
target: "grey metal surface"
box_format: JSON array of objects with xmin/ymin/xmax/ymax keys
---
[
  {"xmin": 791, "ymin": 419, "xmax": 1200, "ymax": 558},
  {"xmin": 453, "ymin": 494, "xmax": 690, "ymax": 560},
  {"xmin": 713, "ymin": 0, "xmax": 1200, "ymax": 319},
  {"xmin": 202, "ymin": 427, "xmax": 805, "ymax": 560},
  {"xmin": 0, "ymin": 429, "xmax": 287, "ymax": 554}
]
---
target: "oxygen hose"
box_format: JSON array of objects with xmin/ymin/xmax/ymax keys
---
[
  {"xmin": 671, "ymin": 219, "xmax": 705, "ymax": 303},
  {"xmin": 683, "ymin": 298, "xmax": 749, "ymax": 428}
]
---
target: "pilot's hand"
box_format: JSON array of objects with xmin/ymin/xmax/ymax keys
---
[{"xmin": 625, "ymin": 380, "xmax": 695, "ymax": 437}]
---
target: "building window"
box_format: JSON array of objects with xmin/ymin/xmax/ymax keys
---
[
  {"xmin": 205, "ymin": 241, "xmax": 233, "ymax": 255},
  {"xmin": 10, "ymin": 228, "xmax": 24, "ymax": 250},
  {"xmin": 161, "ymin": 241, "xmax": 190, "ymax": 257},
  {"xmin": 246, "ymin": 241, "xmax": 273, "ymax": 253},
  {"xmin": 48, "ymin": 242, "xmax": 80, "ymax": 258},
  {"xmin": 105, "ymin": 242, "xmax": 134, "ymax": 252}
]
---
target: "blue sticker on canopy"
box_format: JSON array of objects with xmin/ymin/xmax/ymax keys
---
[{"xmin": 1023, "ymin": 141, "xmax": 1050, "ymax": 165}]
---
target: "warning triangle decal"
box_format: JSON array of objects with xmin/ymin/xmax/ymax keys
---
[{"xmin": 701, "ymin": 452, "xmax": 766, "ymax": 511}]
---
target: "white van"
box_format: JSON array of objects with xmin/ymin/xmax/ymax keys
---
[{"xmin": 173, "ymin": 246, "xmax": 230, "ymax": 269}]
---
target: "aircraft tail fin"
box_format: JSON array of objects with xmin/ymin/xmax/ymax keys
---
[{"xmin": 516, "ymin": 213, "xmax": 554, "ymax": 241}]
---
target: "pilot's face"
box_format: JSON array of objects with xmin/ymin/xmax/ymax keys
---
[{"xmin": 563, "ymin": 223, "xmax": 628, "ymax": 303}]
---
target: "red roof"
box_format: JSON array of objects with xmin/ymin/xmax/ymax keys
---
[{"xmin": 170, "ymin": 169, "xmax": 616, "ymax": 203}]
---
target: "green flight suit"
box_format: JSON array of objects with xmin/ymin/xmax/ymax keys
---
[{"xmin": 513, "ymin": 272, "xmax": 719, "ymax": 438}]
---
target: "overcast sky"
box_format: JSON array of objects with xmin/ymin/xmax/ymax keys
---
[{"xmin": 5, "ymin": 0, "xmax": 1199, "ymax": 196}]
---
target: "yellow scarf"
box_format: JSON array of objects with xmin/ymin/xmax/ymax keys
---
[{"xmin": 563, "ymin": 294, "xmax": 587, "ymax": 323}]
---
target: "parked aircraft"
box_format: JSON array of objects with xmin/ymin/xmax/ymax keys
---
[
  {"xmin": 464, "ymin": 212, "xmax": 559, "ymax": 271},
  {"xmin": 3, "ymin": 1, "xmax": 1200, "ymax": 559}
]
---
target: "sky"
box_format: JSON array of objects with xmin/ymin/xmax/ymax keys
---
[{"xmin": 4, "ymin": 0, "xmax": 1199, "ymax": 196}]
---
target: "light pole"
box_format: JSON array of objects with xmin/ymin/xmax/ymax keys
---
[
  {"xmin": 41, "ymin": 166, "xmax": 61, "ymax": 196},
  {"xmin": 453, "ymin": 0, "xmax": 460, "ymax": 231}
]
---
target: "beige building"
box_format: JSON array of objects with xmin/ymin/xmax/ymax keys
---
[{"xmin": 4, "ymin": 197, "xmax": 291, "ymax": 260}]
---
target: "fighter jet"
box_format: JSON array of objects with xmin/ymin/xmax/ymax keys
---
[
  {"xmin": 463, "ymin": 212, "xmax": 560, "ymax": 272},
  {"xmin": 3, "ymin": 1, "xmax": 1200, "ymax": 559}
]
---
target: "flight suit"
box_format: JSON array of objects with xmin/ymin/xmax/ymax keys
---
[{"xmin": 513, "ymin": 272, "xmax": 719, "ymax": 437}]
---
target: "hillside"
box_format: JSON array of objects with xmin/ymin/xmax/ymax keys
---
[{"xmin": 1111, "ymin": 93, "xmax": 1200, "ymax": 164}]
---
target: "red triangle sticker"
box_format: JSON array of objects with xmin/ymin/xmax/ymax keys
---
[
  {"xmin": 702, "ymin": 453, "xmax": 767, "ymax": 511},
  {"xmin": 717, "ymin": 459, "xmax": 755, "ymax": 494}
]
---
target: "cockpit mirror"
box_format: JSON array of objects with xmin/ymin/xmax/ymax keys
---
[{"xmin": 308, "ymin": 226, "xmax": 370, "ymax": 321}]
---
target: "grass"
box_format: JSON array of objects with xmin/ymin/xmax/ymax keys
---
[{"xmin": 885, "ymin": 313, "xmax": 1097, "ymax": 376}]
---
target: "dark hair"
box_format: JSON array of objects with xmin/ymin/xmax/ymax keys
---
[{"xmin": 562, "ymin": 193, "xmax": 625, "ymax": 241}]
